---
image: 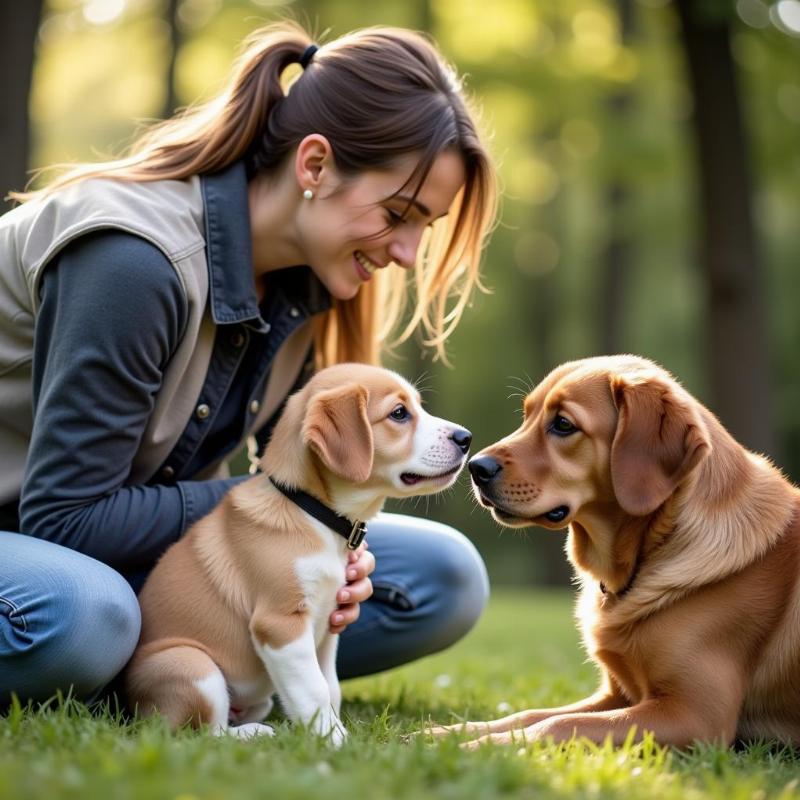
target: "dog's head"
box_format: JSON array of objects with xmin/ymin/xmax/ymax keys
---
[
  {"xmin": 469, "ymin": 356, "xmax": 711, "ymax": 530},
  {"xmin": 266, "ymin": 363, "xmax": 471, "ymax": 514}
]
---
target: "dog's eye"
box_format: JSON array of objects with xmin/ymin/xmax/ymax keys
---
[
  {"xmin": 389, "ymin": 404, "xmax": 411, "ymax": 422},
  {"xmin": 551, "ymin": 415, "xmax": 577, "ymax": 436}
]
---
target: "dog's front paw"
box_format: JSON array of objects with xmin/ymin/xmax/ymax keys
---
[
  {"xmin": 460, "ymin": 729, "xmax": 526, "ymax": 750},
  {"xmin": 415, "ymin": 721, "xmax": 485, "ymax": 740},
  {"xmin": 460, "ymin": 723, "xmax": 551, "ymax": 750},
  {"xmin": 424, "ymin": 723, "xmax": 464, "ymax": 738}
]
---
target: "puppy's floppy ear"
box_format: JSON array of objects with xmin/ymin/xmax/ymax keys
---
[
  {"xmin": 610, "ymin": 377, "xmax": 711, "ymax": 516},
  {"xmin": 302, "ymin": 383, "xmax": 373, "ymax": 483}
]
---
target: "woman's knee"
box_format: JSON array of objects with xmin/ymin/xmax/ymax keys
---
[
  {"xmin": 0, "ymin": 535, "xmax": 141, "ymax": 705},
  {"xmin": 371, "ymin": 513, "xmax": 490, "ymax": 642},
  {"xmin": 417, "ymin": 519, "xmax": 490, "ymax": 641}
]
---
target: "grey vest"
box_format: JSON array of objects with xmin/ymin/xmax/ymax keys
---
[{"xmin": 0, "ymin": 176, "xmax": 312, "ymax": 504}]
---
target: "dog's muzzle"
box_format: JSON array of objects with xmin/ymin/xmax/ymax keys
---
[
  {"xmin": 468, "ymin": 455, "xmax": 502, "ymax": 486},
  {"xmin": 469, "ymin": 456, "xmax": 570, "ymax": 525}
]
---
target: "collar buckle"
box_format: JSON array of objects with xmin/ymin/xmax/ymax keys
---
[{"xmin": 347, "ymin": 520, "xmax": 367, "ymax": 550}]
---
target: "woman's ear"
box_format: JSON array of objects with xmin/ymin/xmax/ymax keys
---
[
  {"xmin": 294, "ymin": 134, "xmax": 334, "ymax": 192},
  {"xmin": 302, "ymin": 383, "xmax": 373, "ymax": 483},
  {"xmin": 610, "ymin": 377, "xmax": 711, "ymax": 516}
]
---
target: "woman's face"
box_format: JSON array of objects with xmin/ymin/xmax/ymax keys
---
[{"xmin": 296, "ymin": 148, "xmax": 466, "ymax": 301}]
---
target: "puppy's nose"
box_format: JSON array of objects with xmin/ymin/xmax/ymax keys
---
[
  {"xmin": 450, "ymin": 428, "xmax": 472, "ymax": 454},
  {"xmin": 469, "ymin": 455, "xmax": 502, "ymax": 486}
]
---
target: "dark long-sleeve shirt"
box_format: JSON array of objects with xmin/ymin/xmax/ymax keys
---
[{"xmin": 9, "ymin": 164, "xmax": 330, "ymax": 571}]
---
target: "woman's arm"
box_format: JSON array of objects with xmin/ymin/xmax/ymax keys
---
[{"xmin": 19, "ymin": 230, "xmax": 243, "ymax": 570}]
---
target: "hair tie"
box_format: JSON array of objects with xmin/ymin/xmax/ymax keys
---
[{"xmin": 299, "ymin": 44, "xmax": 318, "ymax": 70}]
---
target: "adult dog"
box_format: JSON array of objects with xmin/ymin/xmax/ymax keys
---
[
  {"xmin": 125, "ymin": 363, "xmax": 471, "ymax": 745},
  {"xmin": 429, "ymin": 355, "xmax": 800, "ymax": 748}
]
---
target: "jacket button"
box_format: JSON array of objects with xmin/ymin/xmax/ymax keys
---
[
  {"xmin": 195, "ymin": 403, "xmax": 211, "ymax": 420},
  {"xmin": 161, "ymin": 465, "xmax": 175, "ymax": 479},
  {"xmin": 249, "ymin": 399, "xmax": 260, "ymax": 415},
  {"xmin": 230, "ymin": 331, "xmax": 245, "ymax": 348},
  {"xmin": 289, "ymin": 307, "xmax": 300, "ymax": 318}
]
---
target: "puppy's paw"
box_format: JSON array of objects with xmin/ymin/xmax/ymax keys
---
[
  {"xmin": 312, "ymin": 713, "xmax": 348, "ymax": 748},
  {"xmin": 227, "ymin": 722, "xmax": 276, "ymax": 739},
  {"xmin": 327, "ymin": 722, "xmax": 348, "ymax": 749}
]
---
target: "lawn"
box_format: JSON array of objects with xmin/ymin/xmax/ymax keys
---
[{"xmin": 1, "ymin": 589, "xmax": 798, "ymax": 800}]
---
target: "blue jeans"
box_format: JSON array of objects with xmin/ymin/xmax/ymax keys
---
[{"xmin": 0, "ymin": 513, "xmax": 488, "ymax": 707}]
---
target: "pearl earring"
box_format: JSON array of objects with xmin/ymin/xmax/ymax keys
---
[{"xmin": 303, "ymin": 189, "xmax": 314, "ymax": 200}]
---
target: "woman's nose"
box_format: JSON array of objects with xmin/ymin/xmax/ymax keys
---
[{"xmin": 388, "ymin": 228, "xmax": 424, "ymax": 270}]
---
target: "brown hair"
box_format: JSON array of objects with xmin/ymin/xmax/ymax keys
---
[{"xmin": 14, "ymin": 21, "xmax": 497, "ymax": 365}]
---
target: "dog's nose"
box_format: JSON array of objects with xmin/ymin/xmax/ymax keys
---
[
  {"xmin": 468, "ymin": 455, "xmax": 502, "ymax": 485},
  {"xmin": 450, "ymin": 428, "xmax": 472, "ymax": 454}
]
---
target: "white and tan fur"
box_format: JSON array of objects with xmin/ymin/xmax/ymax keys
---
[
  {"xmin": 124, "ymin": 363, "xmax": 470, "ymax": 744},
  {"xmin": 428, "ymin": 355, "xmax": 800, "ymax": 749}
]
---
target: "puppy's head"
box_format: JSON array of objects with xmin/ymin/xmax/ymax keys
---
[
  {"xmin": 267, "ymin": 363, "xmax": 471, "ymax": 510},
  {"xmin": 469, "ymin": 356, "xmax": 711, "ymax": 530}
]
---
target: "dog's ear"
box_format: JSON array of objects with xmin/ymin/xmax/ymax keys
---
[
  {"xmin": 610, "ymin": 377, "xmax": 711, "ymax": 516},
  {"xmin": 302, "ymin": 383, "xmax": 373, "ymax": 483}
]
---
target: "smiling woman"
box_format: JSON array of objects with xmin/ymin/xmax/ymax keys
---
[
  {"xmin": 15, "ymin": 21, "xmax": 496, "ymax": 367},
  {"xmin": 247, "ymin": 142, "xmax": 467, "ymax": 310},
  {"xmin": 0, "ymin": 20, "xmax": 496, "ymax": 711}
]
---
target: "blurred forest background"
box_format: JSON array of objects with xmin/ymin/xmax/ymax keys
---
[{"xmin": 2, "ymin": 0, "xmax": 799, "ymax": 585}]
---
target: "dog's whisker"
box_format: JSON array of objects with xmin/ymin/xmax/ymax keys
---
[
  {"xmin": 412, "ymin": 371, "xmax": 437, "ymax": 397},
  {"xmin": 521, "ymin": 371, "xmax": 537, "ymax": 393},
  {"xmin": 507, "ymin": 374, "xmax": 531, "ymax": 393},
  {"xmin": 412, "ymin": 369, "xmax": 431, "ymax": 387},
  {"xmin": 506, "ymin": 375, "xmax": 535, "ymax": 406}
]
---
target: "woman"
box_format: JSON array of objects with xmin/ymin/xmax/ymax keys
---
[{"xmin": 0, "ymin": 21, "xmax": 497, "ymax": 708}]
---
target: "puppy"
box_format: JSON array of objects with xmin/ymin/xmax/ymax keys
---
[
  {"xmin": 429, "ymin": 355, "xmax": 800, "ymax": 748},
  {"xmin": 125, "ymin": 363, "xmax": 471, "ymax": 744}
]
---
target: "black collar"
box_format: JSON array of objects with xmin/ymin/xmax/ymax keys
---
[{"xmin": 269, "ymin": 477, "xmax": 367, "ymax": 550}]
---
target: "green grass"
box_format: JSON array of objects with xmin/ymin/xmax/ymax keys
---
[{"xmin": 2, "ymin": 590, "xmax": 799, "ymax": 799}]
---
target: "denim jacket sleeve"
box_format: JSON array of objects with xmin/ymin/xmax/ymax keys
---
[{"xmin": 18, "ymin": 230, "xmax": 243, "ymax": 570}]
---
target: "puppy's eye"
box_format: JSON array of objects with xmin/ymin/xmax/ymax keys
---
[
  {"xmin": 550, "ymin": 415, "xmax": 578, "ymax": 436},
  {"xmin": 389, "ymin": 404, "xmax": 411, "ymax": 422}
]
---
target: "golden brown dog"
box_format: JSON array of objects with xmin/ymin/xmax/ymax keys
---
[
  {"xmin": 429, "ymin": 355, "xmax": 800, "ymax": 748},
  {"xmin": 124, "ymin": 363, "xmax": 471, "ymax": 744}
]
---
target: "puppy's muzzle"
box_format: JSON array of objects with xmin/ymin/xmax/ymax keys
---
[{"xmin": 451, "ymin": 428, "xmax": 472, "ymax": 455}]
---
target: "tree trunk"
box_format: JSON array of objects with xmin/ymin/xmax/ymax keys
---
[
  {"xmin": 599, "ymin": 0, "xmax": 635, "ymax": 355},
  {"xmin": 161, "ymin": 0, "xmax": 181, "ymax": 119},
  {"xmin": 0, "ymin": 0, "xmax": 43, "ymax": 211},
  {"xmin": 674, "ymin": 0, "xmax": 774, "ymax": 457}
]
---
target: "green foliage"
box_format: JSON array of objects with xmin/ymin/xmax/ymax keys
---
[{"xmin": 2, "ymin": 591, "xmax": 799, "ymax": 800}]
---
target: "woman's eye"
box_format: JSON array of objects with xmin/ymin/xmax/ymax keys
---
[
  {"xmin": 385, "ymin": 209, "xmax": 405, "ymax": 227},
  {"xmin": 389, "ymin": 404, "xmax": 411, "ymax": 422},
  {"xmin": 551, "ymin": 415, "xmax": 577, "ymax": 436}
]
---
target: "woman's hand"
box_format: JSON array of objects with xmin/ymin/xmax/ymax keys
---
[{"xmin": 329, "ymin": 542, "xmax": 375, "ymax": 634}]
